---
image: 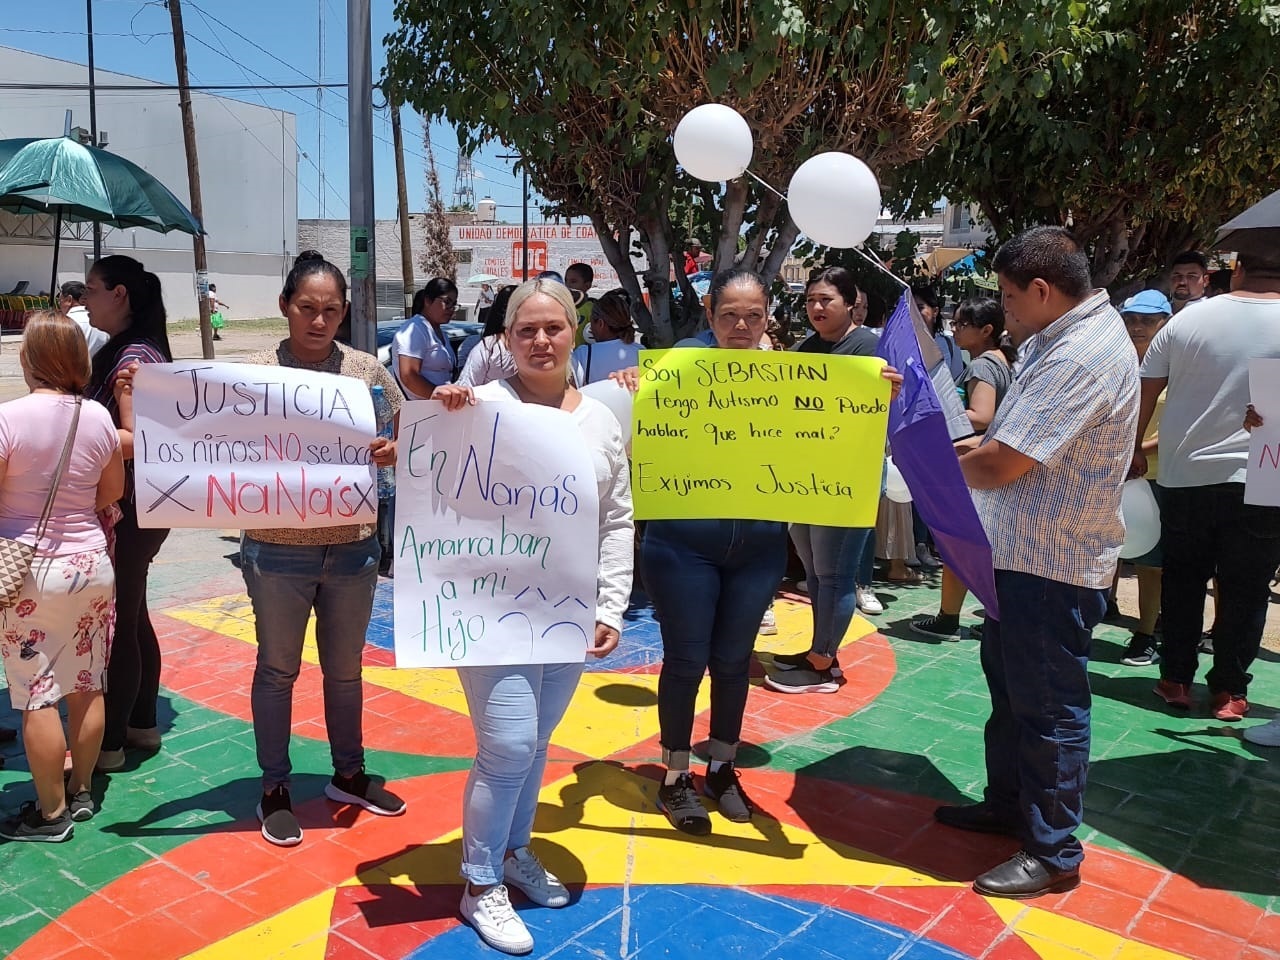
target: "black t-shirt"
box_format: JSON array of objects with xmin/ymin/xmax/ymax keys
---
[{"xmin": 793, "ymin": 326, "xmax": 880, "ymax": 357}]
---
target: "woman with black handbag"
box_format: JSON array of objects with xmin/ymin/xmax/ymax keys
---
[{"xmin": 0, "ymin": 311, "xmax": 124, "ymax": 841}]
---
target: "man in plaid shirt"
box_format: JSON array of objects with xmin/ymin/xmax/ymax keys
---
[{"xmin": 934, "ymin": 227, "xmax": 1139, "ymax": 898}]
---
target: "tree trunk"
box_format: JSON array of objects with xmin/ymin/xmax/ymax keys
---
[{"xmin": 590, "ymin": 212, "xmax": 658, "ymax": 341}]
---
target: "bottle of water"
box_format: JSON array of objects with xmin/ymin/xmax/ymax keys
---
[{"xmin": 370, "ymin": 385, "xmax": 396, "ymax": 500}]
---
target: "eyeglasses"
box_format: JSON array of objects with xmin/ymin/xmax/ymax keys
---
[{"xmin": 436, "ymin": 298, "xmax": 458, "ymax": 308}]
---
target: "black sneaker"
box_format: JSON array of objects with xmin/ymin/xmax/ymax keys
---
[
  {"xmin": 1199, "ymin": 631, "xmax": 1215, "ymax": 655},
  {"xmin": 770, "ymin": 651, "xmax": 843, "ymax": 677},
  {"xmin": 656, "ymin": 773, "xmax": 712, "ymax": 835},
  {"xmin": 66, "ymin": 789, "xmax": 94, "ymax": 822},
  {"xmin": 703, "ymin": 764, "xmax": 755, "ymax": 822},
  {"xmin": 763, "ymin": 666, "xmax": 841, "ymax": 695},
  {"xmin": 325, "ymin": 768, "xmax": 406, "ymax": 816},
  {"xmin": 0, "ymin": 802, "xmax": 73, "ymax": 842},
  {"xmin": 1121, "ymin": 633, "xmax": 1160, "ymax": 667},
  {"xmin": 910, "ymin": 614, "xmax": 960, "ymax": 641},
  {"xmin": 257, "ymin": 786, "xmax": 302, "ymax": 847}
]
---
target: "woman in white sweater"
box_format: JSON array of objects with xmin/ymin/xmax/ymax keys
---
[{"xmin": 433, "ymin": 278, "xmax": 634, "ymax": 956}]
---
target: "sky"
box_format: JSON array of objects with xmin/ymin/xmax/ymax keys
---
[{"xmin": 1, "ymin": 0, "xmax": 542, "ymax": 222}]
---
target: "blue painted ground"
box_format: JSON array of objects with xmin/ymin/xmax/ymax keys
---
[
  {"xmin": 405, "ymin": 886, "xmax": 975, "ymax": 960},
  {"xmin": 367, "ymin": 580, "xmax": 667, "ymax": 672}
]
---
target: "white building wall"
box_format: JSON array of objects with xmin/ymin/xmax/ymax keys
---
[{"xmin": 0, "ymin": 47, "xmax": 297, "ymax": 319}]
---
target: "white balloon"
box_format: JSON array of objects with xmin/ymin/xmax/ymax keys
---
[
  {"xmin": 884, "ymin": 458, "xmax": 912, "ymax": 504},
  {"xmin": 1118, "ymin": 479, "xmax": 1161, "ymax": 560},
  {"xmin": 673, "ymin": 104, "xmax": 754, "ymax": 182},
  {"xmin": 787, "ymin": 152, "xmax": 882, "ymax": 248},
  {"xmin": 580, "ymin": 379, "xmax": 634, "ymax": 454}
]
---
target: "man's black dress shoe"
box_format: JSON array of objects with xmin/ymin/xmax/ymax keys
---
[
  {"xmin": 974, "ymin": 850, "xmax": 1080, "ymax": 898},
  {"xmin": 934, "ymin": 801, "xmax": 1019, "ymax": 836}
]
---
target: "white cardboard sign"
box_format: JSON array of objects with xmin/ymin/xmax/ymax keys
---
[
  {"xmin": 393, "ymin": 398, "xmax": 600, "ymax": 668},
  {"xmin": 1246, "ymin": 359, "xmax": 1280, "ymax": 506},
  {"xmin": 132, "ymin": 361, "xmax": 377, "ymax": 528}
]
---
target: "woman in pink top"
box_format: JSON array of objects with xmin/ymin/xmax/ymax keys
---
[{"xmin": 0, "ymin": 311, "xmax": 125, "ymax": 842}]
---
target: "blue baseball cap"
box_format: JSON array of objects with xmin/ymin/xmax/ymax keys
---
[{"xmin": 1120, "ymin": 290, "xmax": 1172, "ymax": 315}]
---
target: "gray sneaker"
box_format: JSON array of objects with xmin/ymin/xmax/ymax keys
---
[
  {"xmin": 0, "ymin": 802, "xmax": 73, "ymax": 842},
  {"xmin": 66, "ymin": 789, "xmax": 94, "ymax": 822}
]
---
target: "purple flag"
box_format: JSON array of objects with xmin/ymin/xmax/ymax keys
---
[{"xmin": 876, "ymin": 292, "xmax": 1000, "ymax": 620}]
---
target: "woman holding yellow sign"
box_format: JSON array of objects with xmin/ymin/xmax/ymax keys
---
[{"xmin": 614, "ymin": 269, "xmax": 902, "ymax": 837}]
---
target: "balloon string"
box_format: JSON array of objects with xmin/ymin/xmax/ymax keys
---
[
  {"xmin": 849, "ymin": 243, "xmax": 909, "ymax": 289},
  {"xmin": 744, "ymin": 169, "xmax": 788, "ymax": 201}
]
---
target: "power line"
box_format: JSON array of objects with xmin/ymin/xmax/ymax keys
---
[{"xmin": 0, "ymin": 82, "xmax": 346, "ymax": 91}]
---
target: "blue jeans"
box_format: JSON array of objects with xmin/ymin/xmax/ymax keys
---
[
  {"xmin": 241, "ymin": 535, "xmax": 380, "ymax": 790},
  {"xmin": 789, "ymin": 523, "xmax": 874, "ymax": 659},
  {"xmin": 981, "ymin": 570, "xmax": 1104, "ymax": 871},
  {"xmin": 641, "ymin": 518, "xmax": 788, "ymax": 770},
  {"xmin": 458, "ymin": 662, "xmax": 583, "ymax": 884}
]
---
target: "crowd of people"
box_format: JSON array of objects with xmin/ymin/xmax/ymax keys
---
[{"xmin": 0, "ymin": 225, "xmax": 1277, "ymax": 954}]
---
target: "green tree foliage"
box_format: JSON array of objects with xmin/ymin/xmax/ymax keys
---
[
  {"xmin": 384, "ymin": 0, "xmax": 1073, "ymax": 344},
  {"xmin": 895, "ymin": 0, "xmax": 1280, "ymax": 287}
]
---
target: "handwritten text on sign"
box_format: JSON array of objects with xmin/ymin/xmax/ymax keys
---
[
  {"xmin": 132, "ymin": 362, "xmax": 377, "ymax": 529},
  {"xmin": 632, "ymin": 349, "xmax": 889, "ymax": 525},
  {"xmin": 393, "ymin": 399, "xmax": 599, "ymax": 668},
  {"xmin": 1246, "ymin": 359, "xmax": 1280, "ymax": 506}
]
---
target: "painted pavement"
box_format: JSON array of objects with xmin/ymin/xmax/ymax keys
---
[{"xmin": 0, "ymin": 528, "xmax": 1277, "ymax": 960}]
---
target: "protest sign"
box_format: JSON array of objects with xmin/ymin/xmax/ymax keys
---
[
  {"xmin": 132, "ymin": 362, "xmax": 377, "ymax": 529},
  {"xmin": 1246, "ymin": 359, "xmax": 1280, "ymax": 505},
  {"xmin": 631, "ymin": 349, "xmax": 889, "ymax": 525},
  {"xmin": 393, "ymin": 399, "xmax": 600, "ymax": 668}
]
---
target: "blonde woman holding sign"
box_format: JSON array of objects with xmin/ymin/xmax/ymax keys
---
[{"xmin": 433, "ymin": 278, "xmax": 634, "ymax": 956}]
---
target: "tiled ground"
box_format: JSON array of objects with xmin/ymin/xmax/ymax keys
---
[{"xmin": 0, "ymin": 527, "xmax": 1277, "ymax": 960}]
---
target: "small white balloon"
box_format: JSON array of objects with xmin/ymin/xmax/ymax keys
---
[
  {"xmin": 580, "ymin": 379, "xmax": 634, "ymax": 454},
  {"xmin": 787, "ymin": 152, "xmax": 882, "ymax": 248},
  {"xmin": 884, "ymin": 458, "xmax": 912, "ymax": 504},
  {"xmin": 673, "ymin": 104, "xmax": 754, "ymax": 182},
  {"xmin": 1118, "ymin": 479, "xmax": 1161, "ymax": 560}
]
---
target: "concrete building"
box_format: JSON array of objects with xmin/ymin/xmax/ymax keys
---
[{"xmin": 0, "ymin": 47, "xmax": 297, "ymax": 319}]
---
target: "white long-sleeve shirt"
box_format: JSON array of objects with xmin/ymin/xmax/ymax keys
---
[{"xmin": 475, "ymin": 380, "xmax": 634, "ymax": 630}]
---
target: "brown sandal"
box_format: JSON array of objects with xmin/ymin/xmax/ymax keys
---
[{"xmin": 887, "ymin": 571, "xmax": 927, "ymax": 585}]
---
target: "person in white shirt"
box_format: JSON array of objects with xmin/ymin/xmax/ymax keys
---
[
  {"xmin": 433, "ymin": 279, "xmax": 633, "ymax": 955},
  {"xmin": 392, "ymin": 278, "xmax": 458, "ymax": 398},
  {"xmin": 570, "ymin": 291, "xmax": 640, "ymax": 384},
  {"xmin": 57, "ymin": 282, "xmax": 108, "ymax": 358},
  {"xmin": 456, "ymin": 284, "xmax": 518, "ymax": 388}
]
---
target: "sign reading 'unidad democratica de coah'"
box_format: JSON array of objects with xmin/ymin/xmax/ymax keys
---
[{"xmin": 131, "ymin": 362, "xmax": 378, "ymax": 529}]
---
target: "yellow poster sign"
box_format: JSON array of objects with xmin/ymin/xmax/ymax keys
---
[{"xmin": 631, "ymin": 348, "xmax": 889, "ymax": 525}]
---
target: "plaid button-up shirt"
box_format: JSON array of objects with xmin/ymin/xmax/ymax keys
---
[{"xmin": 974, "ymin": 290, "xmax": 1139, "ymax": 589}]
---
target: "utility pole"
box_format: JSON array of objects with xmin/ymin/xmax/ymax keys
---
[
  {"xmin": 498, "ymin": 154, "xmax": 529, "ymax": 279},
  {"xmin": 167, "ymin": 0, "xmax": 214, "ymax": 359},
  {"xmin": 389, "ymin": 92, "xmax": 415, "ymax": 314},
  {"xmin": 86, "ymin": 0, "xmax": 101, "ymax": 260},
  {"xmin": 348, "ymin": 0, "xmax": 376, "ymax": 354}
]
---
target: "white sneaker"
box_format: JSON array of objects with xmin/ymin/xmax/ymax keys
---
[
  {"xmin": 460, "ymin": 883, "xmax": 534, "ymax": 954},
  {"xmin": 1243, "ymin": 717, "xmax": 1280, "ymax": 747},
  {"xmin": 758, "ymin": 607, "xmax": 778, "ymax": 636},
  {"xmin": 504, "ymin": 846, "xmax": 570, "ymax": 907},
  {"xmin": 856, "ymin": 587, "xmax": 884, "ymax": 615}
]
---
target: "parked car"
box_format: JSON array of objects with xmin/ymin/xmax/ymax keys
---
[{"xmin": 375, "ymin": 317, "xmax": 483, "ymax": 370}]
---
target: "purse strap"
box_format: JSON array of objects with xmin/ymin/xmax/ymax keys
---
[{"xmin": 32, "ymin": 397, "xmax": 83, "ymax": 547}]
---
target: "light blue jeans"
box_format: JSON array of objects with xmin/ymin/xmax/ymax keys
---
[
  {"xmin": 789, "ymin": 523, "xmax": 874, "ymax": 660},
  {"xmin": 458, "ymin": 661, "xmax": 584, "ymax": 885},
  {"xmin": 241, "ymin": 535, "xmax": 380, "ymax": 790}
]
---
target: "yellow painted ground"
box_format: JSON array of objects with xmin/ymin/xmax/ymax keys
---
[{"xmin": 164, "ymin": 596, "xmax": 875, "ymax": 758}]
